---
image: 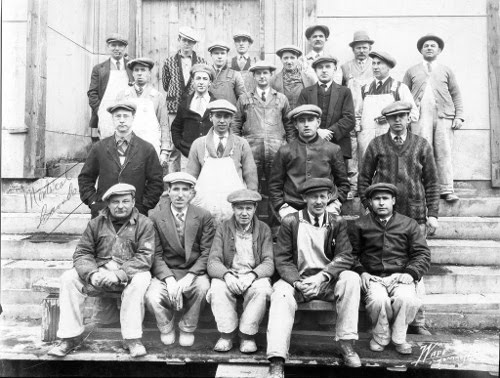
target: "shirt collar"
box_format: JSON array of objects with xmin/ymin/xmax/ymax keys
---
[
  {"xmin": 298, "ymin": 133, "xmax": 319, "ymax": 144},
  {"xmin": 390, "ymin": 131, "xmax": 407, "ymax": 142},
  {"xmin": 307, "ymin": 210, "xmax": 326, "ymax": 227},
  {"xmin": 256, "ymin": 87, "xmax": 270, "ymax": 97},
  {"xmin": 170, "ymin": 204, "xmax": 188, "ymax": 218},
  {"xmin": 194, "ymin": 91, "xmax": 210, "ymax": 101},
  {"xmin": 376, "ymin": 76, "xmax": 390, "ymax": 85},
  {"xmin": 115, "ymin": 132, "xmax": 132, "ymax": 143},
  {"xmin": 113, "ymin": 57, "xmax": 124, "ymax": 69},
  {"xmin": 318, "ymin": 80, "xmax": 333, "ymax": 90},
  {"xmin": 238, "ymin": 53, "xmax": 249, "ymax": 60}
]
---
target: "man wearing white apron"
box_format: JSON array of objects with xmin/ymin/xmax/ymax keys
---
[
  {"xmin": 267, "ymin": 178, "xmax": 361, "ymax": 378},
  {"xmin": 358, "ymin": 51, "xmax": 418, "ymax": 166},
  {"xmin": 117, "ymin": 58, "xmax": 169, "ymax": 164},
  {"xmin": 186, "ymin": 100, "xmax": 258, "ymax": 226},
  {"xmin": 88, "ymin": 33, "xmax": 134, "ymax": 140}
]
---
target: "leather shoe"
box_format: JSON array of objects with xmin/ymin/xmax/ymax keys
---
[
  {"xmin": 179, "ymin": 330, "xmax": 195, "ymax": 347},
  {"xmin": 338, "ymin": 340, "xmax": 361, "ymax": 367},
  {"xmin": 160, "ymin": 330, "xmax": 175, "ymax": 345},
  {"xmin": 267, "ymin": 358, "xmax": 284, "ymax": 378},
  {"xmin": 407, "ymin": 325, "xmax": 432, "ymax": 336},
  {"xmin": 213, "ymin": 337, "xmax": 233, "ymax": 352},
  {"xmin": 369, "ymin": 338, "xmax": 385, "ymax": 352},
  {"xmin": 123, "ymin": 338, "xmax": 147, "ymax": 358},
  {"xmin": 47, "ymin": 335, "xmax": 83, "ymax": 357},
  {"xmin": 393, "ymin": 341, "xmax": 412, "ymax": 355},
  {"xmin": 240, "ymin": 338, "xmax": 257, "ymax": 353},
  {"xmin": 442, "ymin": 193, "xmax": 459, "ymax": 202}
]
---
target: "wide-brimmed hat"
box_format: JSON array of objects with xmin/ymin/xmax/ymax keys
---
[
  {"xmin": 417, "ymin": 34, "xmax": 444, "ymax": 51},
  {"xmin": 349, "ymin": 30, "xmax": 374, "ymax": 47}
]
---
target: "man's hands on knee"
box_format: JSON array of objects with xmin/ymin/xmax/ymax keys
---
[
  {"xmin": 360, "ymin": 272, "xmax": 379, "ymax": 291},
  {"xmin": 299, "ymin": 273, "xmax": 327, "ymax": 300},
  {"xmin": 426, "ymin": 216, "xmax": 439, "ymax": 236},
  {"xmin": 90, "ymin": 269, "xmax": 119, "ymax": 288},
  {"xmin": 391, "ymin": 273, "xmax": 414, "ymax": 285},
  {"xmin": 177, "ymin": 273, "xmax": 195, "ymax": 293},
  {"xmin": 224, "ymin": 273, "xmax": 244, "ymax": 295},
  {"xmin": 239, "ymin": 272, "xmax": 257, "ymax": 292},
  {"xmin": 164, "ymin": 276, "xmax": 183, "ymax": 310}
]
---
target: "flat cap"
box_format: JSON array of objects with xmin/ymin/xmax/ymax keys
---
[
  {"xmin": 163, "ymin": 172, "xmax": 197, "ymax": 186},
  {"xmin": 349, "ymin": 30, "xmax": 374, "ymax": 47},
  {"xmin": 178, "ymin": 26, "xmax": 199, "ymax": 42},
  {"xmin": 276, "ymin": 45, "xmax": 303, "ymax": 58},
  {"xmin": 288, "ymin": 104, "xmax": 322, "ymax": 120},
  {"xmin": 417, "ymin": 34, "xmax": 444, "ymax": 51},
  {"xmin": 311, "ymin": 55, "xmax": 338, "ymax": 69},
  {"xmin": 106, "ymin": 33, "xmax": 128, "ymax": 45},
  {"xmin": 305, "ymin": 25, "xmax": 330, "ymax": 39},
  {"xmin": 107, "ymin": 101, "xmax": 137, "ymax": 114},
  {"xmin": 369, "ymin": 50, "xmax": 396, "ymax": 69},
  {"xmin": 381, "ymin": 101, "xmax": 412, "ymax": 117},
  {"xmin": 207, "ymin": 99, "xmax": 237, "ymax": 115},
  {"xmin": 227, "ymin": 189, "xmax": 262, "ymax": 204},
  {"xmin": 190, "ymin": 63, "xmax": 216, "ymax": 81},
  {"xmin": 233, "ymin": 32, "xmax": 254, "ymax": 43},
  {"xmin": 249, "ymin": 60, "xmax": 277, "ymax": 73},
  {"xmin": 365, "ymin": 183, "xmax": 398, "ymax": 199},
  {"xmin": 102, "ymin": 183, "xmax": 136, "ymax": 201},
  {"xmin": 127, "ymin": 57, "xmax": 155, "ymax": 70},
  {"xmin": 298, "ymin": 178, "xmax": 333, "ymax": 195},
  {"xmin": 208, "ymin": 41, "xmax": 231, "ymax": 53}
]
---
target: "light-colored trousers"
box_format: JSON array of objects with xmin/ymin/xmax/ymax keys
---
[
  {"xmin": 145, "ymin": 275, "xmax": 210, "ymax": 334},
  {"xmin": 364, "ymin": 276, "xmax": 421, "ymax": 345},
  {"xmin": 57, "ymin": 268, "xmax": 151, "ymax": 340},
  {"xmin": 266, "ymin": 271, "xmax": 361, "ymax": 360},
  {"xmin": 208, "ymin": 278, "xmax": 272, "ymax": 335}
]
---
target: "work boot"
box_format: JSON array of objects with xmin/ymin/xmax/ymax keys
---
[
  {"xmin": 393, "ymin": 341, "xmax": 412, "ymax": 355},
  {"xmin": 160, "ymin": 329, "xmax": 176, "ymax": 345},
  {"xmin": 240, "ymin": 338, "xmax": 257, "ymax": 353},
  {"xmin": 47, "ymin": 335, "xmax": 83, "ymax": 357},
  {"xmin": 407, "ymin": 325, "xmax": 432, "ymax": 336},
  {"xmin": 441, "ymin": 193, "xmax": 459, "ymax": 202},
  {"xmin": 213, "ymin": 337, "xmax": 233, "ymax": 352},
  {"xmin": 179, "ymin": 330, "xmax": 195, "ymax": 347},
  {"xmin": 338, "ymin": 339, "xmax": 361, "ymax": 368},
  {"xmin": 123, "ymin": 338, "xmax": 147, "ymax": 358},
  {"xmin": 369, "ymin": 338, "xmax": 385, "ymax": 352},
  {"xmin": 267, "ymin": 357, "xmax": 284, "ymax": 378}
]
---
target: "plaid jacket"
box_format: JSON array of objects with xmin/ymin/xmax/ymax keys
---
[{"xmin": 162, "ymin": 51, "xmax": 206, "ymax": 113}]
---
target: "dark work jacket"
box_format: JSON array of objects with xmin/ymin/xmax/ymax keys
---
[
  {"xmin": 351, "ymin": 212, "xmax": 431, "ymax": 281},
  {"xmin": 78, "ymin": 133, "xmax": 163, "ymax": 215}
]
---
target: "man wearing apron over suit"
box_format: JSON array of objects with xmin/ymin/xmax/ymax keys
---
[
  {"xmin": 116, "ymin": 58, "xmax": 169, "ymax": 165},
  {"xmin": 186, "ymin": 99, "xmax": 258, "ymax": 226},
  {"xmin": 267, "ymin": 178, "xmax": 362, "ymax": 378},
  {"xmin": 357, "ymin": 51, "xmax": 418, "ymax": 167},
  {"xmin": 87, "ymin": 33, "xmax": 134, "ymax": 140}
]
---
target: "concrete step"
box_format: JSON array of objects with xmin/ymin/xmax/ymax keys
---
[
  {"xmin": 1, "ymin": 213, "xmax": 90, "ymax": 234},
  {"xmin": 426, "ymin": 265, "xmax": 500, "ymax": 294},
  {"xmin": 429, "ymin": 239, "xmax": 500, "ymax": 265},
  {"xmin": 431, "ymin": 217, "xmax": 500, "ymax": 240},
  {"xmin": 1, "ymin": 260, "xmax": 72, "ymax": 290},
  {"xmin": 1, "ymin": 234, "xmax": 79, "ymax": 260}
]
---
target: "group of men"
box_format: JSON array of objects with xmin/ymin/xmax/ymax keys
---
[{"xmin": 46, "ymin": 23, "xmax": 465, "ymax": 377}]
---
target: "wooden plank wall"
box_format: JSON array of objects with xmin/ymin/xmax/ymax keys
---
[{"xmin": 315, "ymin": 0, "xmax": 491, "ymax": 181}]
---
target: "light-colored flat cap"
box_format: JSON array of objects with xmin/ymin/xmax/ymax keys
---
[
  {"xmin": 311, "ymin": 55, "xmax": 338, "ymax": 69},
  {"xmin": 163, "ymin": 172, "xmax": 197, "ymax": 186},
  {"xmin": 288, "ymin": 104, "xmax": 322, "ymax": 120},
  {"xmin": 249, "ymin": 60, "xmax": 277, "ymax": 73},
  {"xmin": 106, "ymin": 33, "xmax": 128, "ymax": 45},
  {"xmin": 381, "ymin": 101, "xmax": 412, "ymax": 117},
  {"xmin": 276, "ymin": 45, "xmax": 303, "ymax": 58},
  {"xmin": 206, "ymin": 99, "xmax": 237, "ymax": 114},
  {"xmin": 233, "ymin": 32, "xmax": 254, "ymax": 43},
  {"xmin": 127, "ymin": 57, "xmax": 155, "ymax": 70},
  {"xmin": 208, "ymin": 41, "xmax": 231, "ymax": 53},
  {"xmin": 107, "ymin": 101, "xmax": 137, "ymax": 114},
  {"xmin": 227, "ymin": 189, "xmax": 262, "ymax": 204},
  {"xmin": 178, "ymin": 26, "xmax": 199, "ymax": 42},
  {"xmin": 190, "ymin": 63, "xmax": 216, "ymax": 81},
  {"xmin": 369, "ymin": 51, "xmax": 396, "ymax": 69},
  {"xmin": 102, "ymin": 183, "xmax": 136, "ymax": 201}
]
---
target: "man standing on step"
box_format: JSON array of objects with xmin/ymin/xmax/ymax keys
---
[
  {"xmin": 162, "ymin": 27, "xmax": 207, "ymax": 173},
  {"xmin": 48, "ymin": 183, "xmax": 154, "ymax": 358},
  {"xmin": 87, "ymin": 33, "xmax": 134, "ymax": 141},
  {"xmin": 78, "ymin": 102, "xmax": 163, "ymax": 219},
  {"xmin": 403, "ymin": 34, "xmax": 464, "ymax": 202},
  {"xmin": 207, "ymin": 189, "xmax": 273, "ymax": 354},
  {"xmin": 230, "ymin": 31, "xmax": 256, "ymax": 92},
  {"xmin": 145, "ymin": 172, "xmax": 215, "ymax": 348},
  {"xmin": 267, "ymin": 178, "xmax": 361, "ymax": 378},
  {"xmin": 351, "ymin": 183, "xmax": 431, "ymax": 355}
]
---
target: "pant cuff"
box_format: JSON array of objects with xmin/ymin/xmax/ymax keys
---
[
  {"xmin": 158, "ymin": 321, "xmax": 174, "ymax": 334},
  {"xmin": 57, "ymin": 328, "xmax": 85, "ymax": 339}
]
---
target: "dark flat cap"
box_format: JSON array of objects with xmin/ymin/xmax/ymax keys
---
[
  {"xmin": 190, "ymin": 63, "xmax": 216, "ymax": 81},
  {"xmin": 227, "ymin": 189, "xmax": 262, "ymax": 204},
  {"xmin": 305, "ymin": 25, "xmax": 330, "ymax": 39},
  {"xmin": 233, "ymin": 32, "xmax": 254, "ymax": 43},
  {"xmin": 288, "ymin": 104, "xmax": 322, "ymax": 120},
  {"xmin": 249, "ymin": 60, "xmax": 277, "ymax": 73},
  {"xmin": 276, "ymin": 45, "xmax": 302, "ymax": 58},
  {"xmin": 163, "ymin": 172, "xmax": 197, "ymax": 186},
  {"xmin": 127, "ymin": 57, "xmax": 154, "ymax": 70},
  {"xmin": 107, "ymin": 101, "xmax": 137, "ymax": 114},
  {"xmin": 369, "ymin": 50, "xmax": 396, "ymax": 69},
  {"xmin": 102, "ymin": 183, "xmax": 136, "ymax": 201},
  {"xmin": 417, "ymin": 34, "xmax": 444, "ymax": 51},
  {"xmin": 208, "ymin": 41, "xmax": 231, "ymax": 53},
  {"xmin": 365, "ymin": 183, "xmax": 398, "ymax": 198},
  {"xmin": 178, "ymin": 27, "xmax": 199, "ymax": 42},
  {"xmin": 381, "ymin": 101, "xmax": 412, "ymax": 117},
  {"xmin": 299, "ymin": 178, "xmax": 333, "ymax": 195},
  {"xmin": 349, "ymin": 30, "xmax": 374, "ymax": 47},
  {"xmin": 106, "ymin": 33, "xmax": 128, "ymax": 45},
  {"xmin": 207, "ymin": 99, "xmax": 237, "ymax": 115},
  {"xmin": 311, "ymin": 55, "xmax": 338, "ymax": 69}
]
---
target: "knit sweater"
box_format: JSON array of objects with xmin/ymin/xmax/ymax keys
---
[{"xmin": 358, "ymin": 132, "xmax": 439, "ymax": 224}]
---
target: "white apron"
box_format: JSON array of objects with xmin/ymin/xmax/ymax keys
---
[
  {"xmin": 192, "ymin": 142, "xmax": 245, "ymax": 226},
  {"xmin": 296, "ymin": 212, "xmax": 330, "ymax": 278},
  {"xmin": 128, "ymin": 96, "xmax": 161, "ymax": 156},
  {"xmin": 98, "ymin": 70, "xmax": 130, "ymax": 139}
]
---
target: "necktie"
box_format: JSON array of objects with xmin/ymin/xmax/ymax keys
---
[
  {"xmin": 238, "ymin": 56, "xmax": 246, "ymax": 71},
  {"xmin": 192, "ymin": 95, "xmax": 205, "ymax": 115},
  {"xmin": 117, "ymin": 138, "xmax": 128, "ymax": 157},
  {"xmin": 359, "ymin": 60, "xmax": 364, "ymax": 69},
  {"xmin": 217, "ymin": 136, "xmax": 225, "ymax": 158},
  {"xmin": 321, "ymin": 83, "xmax": 327, "ymax": 93},
  {"xmin": 176, "ymin": 212, "xmax": 185, "ymax": 245},
  {"xmin": 116, "ymin": 60, "xmax": 121, "ymax": 70},
  {"xmin": 427, "ymin": 62, "xmax": 432, "ymax": 73},
  {"xmin": 376, "ymin": 80, "xmax": 383, "ymax": 91},
  {"xmin": 261, "ymin": 91, "xmax": 266, "ymax": 102},
  {"xmin": 135, "ymin": 85, "xmax": 143, "ymax": 96},
  {"xmin": 381, "ymin": 219, "xmax": 387, "ymax": 227},
  {"xmin": 394, "ymin": 135, "xmax": 403, "ymax": 146},
  {"xmin": 314, "ymin": 216, "xmax": 320, "ymax": 227}
]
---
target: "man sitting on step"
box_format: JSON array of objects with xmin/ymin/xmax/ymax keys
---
[
  {"xmin": 351, "ymin": 183, "xmax": 431, "ymax": 355},
  {"xmin": 266, "ymin": 178, "xmax": 362, "ymax": 378},
  {"xmin": 48, "ymin": 183, "xmax": 154, "ymax": 358}
]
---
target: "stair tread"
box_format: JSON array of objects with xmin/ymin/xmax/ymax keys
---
[
  {"xmin": 428, "ymin": 265, "xmax": 500, "ymax": 275},
  {"xmin": 428, "ymin": 239, "xmax": 500, "ymax": 246}
]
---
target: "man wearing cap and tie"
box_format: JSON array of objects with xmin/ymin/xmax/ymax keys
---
[
  {"xmin": 271, "ymin": 45, "xmax": 316, "ymax": 110},
  {"xmin": 297, "ymin": 56, "xmax": 355, "ymax": 174},
  {"xmin": 146, "ymin": 172, "xmax": 215, "ymax": 347},
  {"xmin": 269, "ymin": 104, "xmax": 349, "ymax": 219},
  {"xmin": 267, "ymin": 178, "xmax": 361, "ymax": 377},
  {"xmin": 87, "ymin": 33, "xmax": 134, "ymax": 140},
  {"xmin": 187, "ymin": 99, "xmax": 258, "ymax": 225},
  {"xmin": 171, "ymin": 64, "xmax": 217, "ymax": 158},
  {"xmin": 116, "ymin": 58, "xmax": 169, "ymax": 161},
  {"xmin": 207, "ymin": 189, "xmax": 273, "ymax": 354},
  {"xmin": 162, "ymin": 27, "xmax": 207, "ymax": 174},
  {"xmin": 78, "ymin": 102, "xmax": 163, "ymax": 218},
  {"xmin": 404, "ymin": 34, "xmax": 464, "ymax": 202},
  {"xmin": 357, "ymin": 51, "xmax": 418, "ymax": 164},
  {"xmin": 48, "ymin": 183, "xmax": 154, "ymax": 358},
  {"xmin": 230, "ymin": 32, "xmax": 256, "ymax": 92},
  {"xmin": 351, "ymin": 183, "xmax": 430, "ymax": 355},
  {"xmin": 208, "ymin": 41, "xmax": 246, "ymax": 106}
]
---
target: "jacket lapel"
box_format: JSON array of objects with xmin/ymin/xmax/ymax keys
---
[
  {"xmin": 105, "ymin": 136, "xmax": 121, "ymax": 168},
  {"xmin": 101, "ymin": 60, "xmax": 111, "ymax": 94},
  {"xmin": 310, "ymin": 85, "xmax": 319, "ymax": 105},
  {"xmin": 123, "ymin": 133, "xmax": 139, "ymax": 168},
  {"xmin": 160, "ymin": 203, "xmax": 186, "ymax": 256},
  {"xmin": 183, "ymin": 205, "xmax": 200, "ymax": 261},
  {"xmin": 327, "ymin": 83, "xmax": 340, "ymax": 126}
]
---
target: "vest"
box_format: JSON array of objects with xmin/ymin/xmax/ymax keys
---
[{"xmin": 317, "ymin": 84, "xmax": 332, "ymax": 129}]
